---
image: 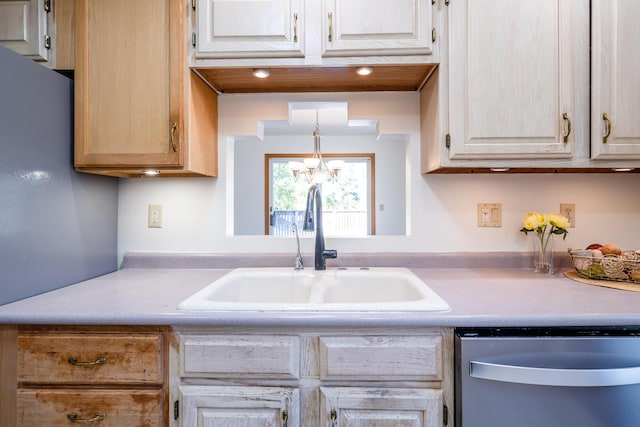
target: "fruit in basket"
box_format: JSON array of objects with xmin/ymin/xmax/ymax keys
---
[
  {"xmin": 591, "ymin": 249, "xmax": 604, "ymax": 258},
  {"xmin": 586, "ymin": 243, "xmax": 603, "ymax": 250},
  {"xmin": 601, "ymin": 243, "xmax": 622, "ymax": 256},
  {"xmin": 590, "ymin": 263, "xmax": 605, "ymax": 277}
]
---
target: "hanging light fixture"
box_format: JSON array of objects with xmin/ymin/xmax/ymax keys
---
[{"xmin": 288, "ymin": 112, "xmax": 344, "ymax": 184}]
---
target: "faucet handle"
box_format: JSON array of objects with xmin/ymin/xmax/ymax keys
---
[{"xmin": 323, "ymin": 249, "xmax": 338, "ymax": 260}]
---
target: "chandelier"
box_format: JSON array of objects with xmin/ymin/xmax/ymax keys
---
[{"xmin": 288, "ymin": 117, "xmax": 344, "ymax": 184}]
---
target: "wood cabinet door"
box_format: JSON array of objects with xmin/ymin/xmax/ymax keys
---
[
  {"xmin": 195, "ymin": 0, "xmax": 304, "ymax": 59},
  {"xmin": 74, "ymin": 0, "xmax": 183, "ymax": 170},
  {"xmin": 180, "ymin": 385, "xmax": 299, "ymax": 427},
  {"xmin": 591, "ymin": 0, "xmax": 640, "ymax": 160},
  {"xmin": 321, "ymin": 387, "xmax": 442, "ymax": 427},
  {"xmin": 448, "ymin": 0, "xmax": 584, "ymax": 160},
  {"xmin": 0, "ymin": 0, "xmax": 49, "ymax": 61},
  {"xmin": 322, "ymin": 0, "xmax": 433, "ymax": 57}
]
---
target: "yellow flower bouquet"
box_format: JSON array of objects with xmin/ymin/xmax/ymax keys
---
[{"xmin": 520, "ymin": 212, "xmax": 569, "ymax": 273}]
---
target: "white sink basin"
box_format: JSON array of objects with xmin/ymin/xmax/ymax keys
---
[{"xmin": 177, "ymin": 267, "xmax": 450, "ymax": 312}]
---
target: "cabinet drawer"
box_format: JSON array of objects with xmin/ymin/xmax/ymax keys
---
[
  {"xmin": 17, "ymin": 388, "xmax": 163, "ymax": 427},
  {"xmin": 181, "ymin": 335, "xmax": 300, "ymax": 379},
  {"xmin": 17, "ymin": 333, "xmax": 163, "ymax": 385},
  {"xmin": 319, "ymin": 335, "xmax": 442, "ymax": 380}
]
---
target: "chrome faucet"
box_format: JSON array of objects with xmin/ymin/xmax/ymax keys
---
[
  {"xmin": 303, "ymin": 184, "xmax": 337, "ymax": 270},
  {"xmin": 292, "ymin": 223, "xmax": 304, "ymax": 270}
]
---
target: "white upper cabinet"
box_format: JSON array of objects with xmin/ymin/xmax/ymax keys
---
[
  {"xmin": 591, "ymin": 0, "xmax": 640, "ymax": 160},
  {"xmin": 321, "ymin": 0, "xmax": 433, "ymax": 57},
  {"xmin": 195, "ymin": 0, "xmax": 304, "ymax": 59},
  {"xmin": 0, "ymin": 0, "xmax": 49, "ymax": 61},
  {"xmin": 192, "ymin": 0, "xmax": 439, "ymax": 64},
  {"xmin": 447, "ymin": 0, "xmax": 582, "ymax": 160}
]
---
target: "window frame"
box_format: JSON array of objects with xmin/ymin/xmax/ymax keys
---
[{"xmin": 264, "ymin": 153, "xmax": 376, "ymax": 236}]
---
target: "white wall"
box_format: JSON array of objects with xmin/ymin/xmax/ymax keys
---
[{"xmin": 117, "ymin": 92, "xmax": 640, "ymax": 264}]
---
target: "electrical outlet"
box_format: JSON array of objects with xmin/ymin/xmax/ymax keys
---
[
  {"xmin": 148, "ymin": 204, "xmax": 163, "ymax": 228},
  {"xmin": 477, "ymin": 203, "xmax": 502, "ymax": 227},
  {"xmin": 560, "ymin": 203, "xmax": 575, "ymax": 228}
]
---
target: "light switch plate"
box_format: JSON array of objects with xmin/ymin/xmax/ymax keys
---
[
  {"xmin": 477, "ymin": 203, "xmax": 502, "ymax": 227},
  {"xmin": 560, "ymin": 203, "xmax": 576, "ymax": 227}
]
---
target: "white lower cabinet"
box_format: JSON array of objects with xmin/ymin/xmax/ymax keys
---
[
  {"xmin": 175, "ymin": 328, "xmax": 452, "ymax": 427},
  {"xmin": 181, "ymin": 386, "xmax": 299, "ymax": 426},
  {"xmin": 321, "ymin": 387, "xmax": 442, "ymax": 427}
]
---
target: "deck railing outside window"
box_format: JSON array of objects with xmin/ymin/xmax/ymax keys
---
[{"xmin": 270, "ymin": 210, "xmax": 367, "ymax": 236}]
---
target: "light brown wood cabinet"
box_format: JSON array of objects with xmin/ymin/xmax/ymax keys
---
[
  {"xmin": 11, "ymin": 326, "xmax": 169, "ymax": 427},
  {"xmin": 74, "ymin": 0, "xmax": 218, "ymax": 178}
]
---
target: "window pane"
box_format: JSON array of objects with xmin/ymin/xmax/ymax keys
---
[{"xmin": 269, "ymin": 157, "xmax": 372, "ymax": 237}]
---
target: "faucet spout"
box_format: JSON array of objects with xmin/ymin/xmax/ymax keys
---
[{"xmin": 303, "ymin": 184, "xmax": 337, "ymax": 270}]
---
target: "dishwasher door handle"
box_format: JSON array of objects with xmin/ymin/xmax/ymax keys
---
[{"xmin": 470, "ymin": 361, "xmax": 640, "ymax": 387}]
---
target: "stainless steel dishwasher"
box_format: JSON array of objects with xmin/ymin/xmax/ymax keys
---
[{"xmin": 455, "ymin": 327, "xmax": 640, "ymax": 427}]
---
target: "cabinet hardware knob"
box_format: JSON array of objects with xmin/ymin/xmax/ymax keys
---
[
  {"xmin": 602, "ymin": 113, "xmax": 612, "ymax": 144},
  {"xmin": 330, "ymin": 409, "xmax": 337, "ymax": 426},
  {"xmin": 328, "ymin": 12, "xmax": 333, "ymax": 42},
  {"xmin": 170, "ymin": 122, "xmax": 178, "ymax": 152},
  {"xmin": 293, "ymin": 13, "xmax": 298, "ymax": 43},
  {"xmin": 562, "ymin": 112, "xmax": 571, "ymax": 143},
  {"xmin": 67, "ymin": 413, "xmax": 106, "ymax": 424},
  {"xmin": 67, "ymin": 356, "xmax": 107, "ymax": 366},
  {"xmin": 282, "ymin": 409, "xmax": 288, "ymax": 427}
]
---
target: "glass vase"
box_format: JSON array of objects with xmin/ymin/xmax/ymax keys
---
[{"xmin": 533, "ymin": 233, "xmax": 554, "ymax": 274}]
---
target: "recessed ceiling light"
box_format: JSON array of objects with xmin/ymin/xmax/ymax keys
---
[
  {"xmin": 253, "ymin": 68, "xmax": 270, "ymax": 78},
  {"xmin": 612, "ymin": 167, "xmax": 634, "ymax": 172},
  {"xmin": 490, "ymin": 168, "xmax": 510, "ymax": 172},
  {"xmin": 143, "ymin": 170, "xmax": 161, "ymax": 176},
  {"xmin": 356, "ymin": 66, "xmax": 373, "ymax": 76}
]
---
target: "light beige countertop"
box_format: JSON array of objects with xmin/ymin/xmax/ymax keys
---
[{"xmin": 0, "ymin": 253, "xmax": 639, "ymax": 327}]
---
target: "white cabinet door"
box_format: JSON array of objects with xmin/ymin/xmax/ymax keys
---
[
  {"xmin": 591, "ymin": 0, "xmax": 640, "ymax": 160},
  {"xmin": 322, "ymin": 0, "xmax": 433, "ymax": 57},
  {"xmin": 448, "ymin": 0, "xmax": 581, "ymax": 160},
  {"xmin": 195, "ymin": 0, "xmax": 304, "ymax": 58},
  {"xmin": 0, "ymin": 0, "xmax": 49, "ymax": 61},
  {"xmin": 321, "ymin": 387, "xmax": 442, "ymax": 427},
  {"xmin": 180, "ymin": 385, "xmax": 299, "ymax": 427}
]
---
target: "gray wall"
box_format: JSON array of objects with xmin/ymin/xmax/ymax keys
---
[{"xmin": 0, "ymin": 47, "xmax": 118, "ymax": 305}]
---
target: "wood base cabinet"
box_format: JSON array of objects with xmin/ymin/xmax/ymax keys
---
[
  {"xmin": 321, "ymin": 387, "xmax": 442, "ymax": 427},
  {"xmin": 175, "ymin": 328, "xmax": 453, "ymax": 427},
  {"xmin": 181, "ymin": 386, "xmax": 299, "ymax": 426},
  {"xmin": 13, "ymin": 326, "xmax": 169, "ymax": 427},
  {"xmin": 18, "ymin": 389, "xmax": 163, "ymax": 427}
]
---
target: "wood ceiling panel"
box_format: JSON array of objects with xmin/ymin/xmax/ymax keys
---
[{"xmin": 193, "ymin": 65, "xmax": 436, "ymax": 93}]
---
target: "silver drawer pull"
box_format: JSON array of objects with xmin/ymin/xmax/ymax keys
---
[
  {"xmin": 67, "ymin": 413, "xmax": 106, "ymax": 424},
  {"xmin": 67, "ymin": 356, "xmax": 107, "ymax": 366}
]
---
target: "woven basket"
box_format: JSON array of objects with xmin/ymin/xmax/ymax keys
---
[{"xmin": 569, "ymin": 249, "xmax": 640, "ymax": 284}]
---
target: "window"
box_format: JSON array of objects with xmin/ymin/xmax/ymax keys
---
[{"xmin": 265, "ymin": 154, "xmax": 375, "ymax": 236}]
